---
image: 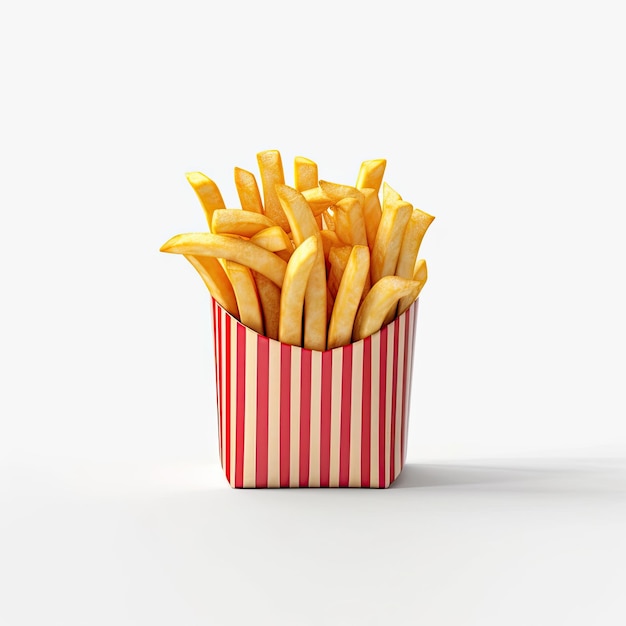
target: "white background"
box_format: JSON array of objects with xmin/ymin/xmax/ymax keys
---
[{"xmin": 1, "ymin": 1, "xmax": 625, "ymax": 624}]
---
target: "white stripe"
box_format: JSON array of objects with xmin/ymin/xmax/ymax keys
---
[
  {"xmin": 329, "ymin": 348, "xmax": 343, "ymax": 487},
  {"xmin": 384, "ymin": 324, "xmax": 394, "ymax": 488},
  {"xmin": 289, "ymin": 346, "xmax": 301, "ymax": 487},
  {"xmin": 267, "ymin": 339, "xmax": 281, "ymax": 488},
  {"xmin": 349, "ymin": 341, "xmax": 363, "ymax": 487},
  {"xmin": 370, "ymin": 332, "xmax": 380, "ymax": 488},
  {"xmin": 220, "ymin": 307, "xmax": 227, "ymax": 473},
  {"xmin": 309, "ymin": 351, "xmax": 322, "ymax": 487},
  {"xmin": 243, "ymin": 328, "xmax": 257, "ymax": 487}
]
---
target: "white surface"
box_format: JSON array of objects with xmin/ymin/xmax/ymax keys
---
[
  {"xmin": 1, "ymin": 1, "xmax": 625, "ymax": 624},
  {"xmin": 2, "ymin": 454, "xmax": 626, "ymax": 626}
]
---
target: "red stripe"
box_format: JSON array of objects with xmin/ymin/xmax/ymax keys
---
[
  {"xmin": 401, "ymin": 307, "xmax": 410, "ymax": 467},
  {"xmin": 212, "ymin": 301, "xmax": 218, "ymax": 414},
  {"xmin": 299, "ymin": 349, "xmax": 312, "ymax": 487},
  {"xmin": 390, "ymin": 318, "xmax": 400, "ymax": 484},
  {"xmin": 235, "ymin": 322, "xmax": 246, "ymax": 488},
  {"xmin": 320, "ymin": 350, "xmax": 332, "ymax": 487},
  {"xmin": 279, "ymin": 343, "xmax": 291, "ymax": 487},
  {"xmin": 361, "ymin": 336, "xmax": 372, "ymax": 487},
  {"xmin": 378, "ymin": 326, "xmax": 388, "ymax": 488},
  {"xmin": 339, "ymin": 344, "xmax": 353, "ymax": 486},
  {"xmin": 225, "ymin": 312, "xmax": 232, "ymax": 483},
  {"xmin": 215, "ymin": 303, "xmax": 222, "ymax": 467},
  {"xmin": 256, "ymin": 335, "xmax": 270, "ymax": 488}
]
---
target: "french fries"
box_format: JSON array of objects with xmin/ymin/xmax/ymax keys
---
[
  {"xmin": 161, "ymin": 150, "xmax": 435, "ymax": 349},
  {"xmin": 319, "ymin": 180, "xmax": 364, "ymax": 205},
  {"xmin": 327, "ymin": 245, "xmax": 370, "ymax": 349},
  {"xmin": 211, "ymin": 209, "xmax": 276, "ymax": 238},
  {"xmin": 319, "ymin": 229, "xmax": 340, "ymax": 269},
  {"xmin": 398, "ymin": 259, "xmax": 428, "ymax": 316},
  {"xmin": 160, "ymin": 232, "xmax": 287, "ymax": 287},
  {"xmin": 302, "ymin": 187, "xmax": 332, "ymax": 216},
  {"xmin": 295, "ymin": 156, "xmax": 322, "ymax": 227},
  {"xmin": 253, "ymin": 271, "xmax": 281, "ymax": 340},
  {"xmin": 224, "ymin": 261, "xmax": 264, "ymax": 336},
  {"xmin": 333, "ymin": 197, "xmax": 368, "ymax": 247},
  {"xmin": 184, "ymin": 254, "xmax": 239, "ymax": 318},
  {"xmin": 361, "ymin": 188, "xmax": 382, "ymax": 250},
  {"xmin": 383, "ymin": 207, "xmax": 434, "ymax": 325},
  {"xmin": 356, "ymin": 159, "xmax": 386, "ymax": 193},
  {"xmin": 257, "ymin": 150, "xmax": 290, "ymax": 232},
  {"xmin": 250, "ymin": 226, "xmax": 292, "ymax": 254},
  {"xmin": 353, "ymin": 276, "xmax": 422, "ymax": 342},
  {"xmin": 279, "ymin": 235, "xmax": 318, "ymax": 346},
  {"xmin": 234, "ymin": 167, "xmax": 263, "ymax": 214},
  {"xmin": 276, "ymin": 184, "xmax": 327, "ymax": 351},
  {"xmin": 185, "ymin": 172, "xmax": 226, "ymax": 229},
  {"xmin": 294, "ymin": 157, "xmax": 318, "ymax": 192},
  {"xmin": 370, "ymin": 198, "xmax": 413, "ymax": 284}
]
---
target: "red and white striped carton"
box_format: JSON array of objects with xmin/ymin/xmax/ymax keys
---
[{"xmin": 210, "ymin": 298, "xmax": 419, "ymax": 488}]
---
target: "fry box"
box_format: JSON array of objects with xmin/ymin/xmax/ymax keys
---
[{"xmin": 210, "ymin": 298, "xmax": 419, "ymax": 488}]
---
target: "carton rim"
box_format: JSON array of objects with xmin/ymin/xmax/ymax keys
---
[{"xmin": 211, "ymin": 297, "xmax": 419, "ymax": 355}]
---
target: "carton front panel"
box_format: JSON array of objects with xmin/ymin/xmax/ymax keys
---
[{"xmin": 212, "ymin": 299, "xmax": 418, "ymax": 488}]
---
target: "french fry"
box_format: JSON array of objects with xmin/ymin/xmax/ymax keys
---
[
  {"xmin": 211, "ymin": 208, "xmax": 276, "ymax": 238},
  {"xmin": 185, "ymin": 172, "xmax": 226, "ymax": 229},
  {"xmin": 327, "ymin": 285, "xmax": 335, "ymax": 321},
  {"xmin": 356, "ymin": 159, "xmax": 386, "ymax": 193},
  {"xmin": 295, "ymin": 157, "xmax": 323, "ymax": 229},
  {"xmin": 322, "ymin": 208, "xmax": 335, "ymax": 231},
  {"xmin": 333, "ymin": 197, "xmax": 368, "ymax": 247},
  {"xmin": 332, "ymin": 197, "xmax": 371, "ymax": 297},
  {"xmin": 183, "ymin": 254, "xmax": 239, "ymax": 318},
  {"xmin": 160, "ymin": 232, "xmax": 287, "ymax": 287},
  {"xmin": 413, "ymin": 257, "xmax": 428, "ymax": 283},
  {"xmin": 224, "ymin": 261, "xmax": 264, "ymax": 335},
  {"xmin": 353, "ymin": 276, "xmax": 422, "ymax": 342},
  {"xmin": 398, "ymin": 259, "xmax": 427, "ymax": 316},
  {"xmin": 319, "ymin": 229, "xmax": 340, "ymax": 270},
  {"xmin": 361, "ymin": 188, "xmax": 382, "ymax": 251},
  {"xmin": 302, "ymin": 187, "xmax": 333, "ymax": 216},
  {"xmin": 250, "ymin": 226, "xmax": 293, "ymax": 263},
  {"xmin": 395, "ymin": 208, "xmax": 435, "ymax": 279},
  {"xmin": 253, "ymin": 271, "xmax": 281, "ymax": 340},
  {"xmin": 250, "ymin": 226, "xmax": 292, "ymax": 252},
  {"xmin": 276, "ymin": 184, "xmax": 327, "ymax": 351},
  {"xmin": 318, "ymin": 180, "xmax": 364, "ymax": 205},
  {"xmin": 294, "ymin": 156, "xmax": 318, "ymax": 192},
  {"xmin": 234, "ymin": 167, "xmax": 263, "ymax": 213},
  {"xmin": 327, "ymin": 245, "xmax": 370, "ymax": 349},
  {"xmin": 279, "ymin": 235, "xmax": 318, "ymax": 347},
  {"xmin": 383, "ymin": 207, "xmax": 434, "ymax": 325},
  {"xmin": 328, "ymin": 244, "xmax": 352, "ymax": 299},
  {"xmin": 257, "ymin": 149, "xmax": 290, "ymax": 232},
  {"xmin": 370, "ymin": 200, "xmax": 412, "ymax": 284},
  {"xmin": 383, "ymin": 181, "xmax": 403, "ymax": 206}
]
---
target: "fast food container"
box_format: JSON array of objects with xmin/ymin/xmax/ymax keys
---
[{"xmin": 210, "ymin": 298, "xmax": 419, "ymax": 488}]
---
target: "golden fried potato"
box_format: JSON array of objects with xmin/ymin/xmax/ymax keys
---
[
  {"xmin": 160, "ymin": 232, "xmax": 287, "ymax": 287},
  {"xmin": 279, "ymin": 235, "xmax": 318, "ymax": 347},
  {"xmin": 234, "ymin": 167, "xmax": 263, "ymax": 213},
  {"xmin": 185, "ymin": 172, "xmax": 226, "ymax": 229},
  {"xmin": 327, "ymin": 245, "xmax": 370, "ymax": 349},
  {"xmin": 353, "ymin": 276, "xmax": 422, "ymax": 341}
]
